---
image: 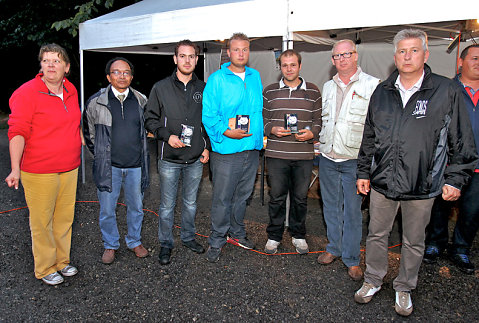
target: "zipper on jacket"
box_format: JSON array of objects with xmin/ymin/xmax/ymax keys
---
[{"xmin": 39, "ymin": 91, "xmax": 69, "ymax": 112}]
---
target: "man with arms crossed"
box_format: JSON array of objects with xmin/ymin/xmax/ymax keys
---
[
  {"xmin": 318, "ymin": 39, "xmax": 379, "ymax": 280},
  {"xmin": 202, "ymin": 33, "xmax": 264, "ymax": 262},
  {"xmin": 262, "ymin": 49, "xmax": 321, "ymax": 254},
  {"xmin": 145, "ymin": 40, "xmax": 210, "ymax": 265},
  {"xmin": 354, "ymin": 30, "xmax": 477, "ymax": 316}
]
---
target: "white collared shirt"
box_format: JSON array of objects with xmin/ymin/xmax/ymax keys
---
[
  {"xmin": 111, "ymin": 86, "xmax": 130, "ymax": 101},
  {"xmin": 395, "ymin": 72, "xmax": 424, "ymax": 108}
]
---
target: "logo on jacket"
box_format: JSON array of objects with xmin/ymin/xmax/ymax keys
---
[
  {"xmin": 193, "ymin": 92, "xmax": 202, "ymax": 103},
  {"xmin": 412, "ymin": 100, "xmax": 428, "ymax": 118}
]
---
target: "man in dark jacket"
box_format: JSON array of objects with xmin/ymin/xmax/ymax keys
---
[
  {"xmin": 145, "ymin": 40, "xmax": 210, "ymax": 265},
  {"xmin": 83, "ymin": 57, "xmax": 150, "ymax": 265},
  {"xmin": 353, "ymin": 30, "xmax": 478, "ymax": 317},
  {"xmin": 424, "ymin": 44, "xmax": 479, "ymax": 274}
]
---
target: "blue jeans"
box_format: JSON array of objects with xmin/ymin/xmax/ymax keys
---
[
  {"xmin": 266, "ymin": 157, "xmax": 313, "ymax": 241},
  {"xmin": 426, "ymin": 173, "xmax": 479, "ymax": 255},
  {"xmin": 209, "ymin": 150, "xmax": 259, "ymax": 248},
  {"xmin": 319, "ymin": 155, "xmax": 362, "ymax": 267},
  {"xmin": 98, "ymin": 167, "xmax": 144, "ymax": 250},
  {"xmin": 158, "ymin": 159, "xmax": 203, "ymax": 249}
]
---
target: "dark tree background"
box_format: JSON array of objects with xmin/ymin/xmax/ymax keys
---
[{"xmin": 0, "ymin": 0, "xmax": 200, "ymax": 113}]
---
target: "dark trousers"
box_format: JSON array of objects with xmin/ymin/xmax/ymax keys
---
[
  {"xmin": 209, "ymin": 150, "xmax": 259, "ymax": 248},
  {"xmin": 266, "ymin": 157, "xmax": 313, "ymax": 241},
  {"xmin": 426, "ymin": 173, "xmax": 479, "ymax": 255}
]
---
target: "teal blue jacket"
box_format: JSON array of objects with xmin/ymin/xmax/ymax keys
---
[{"xmin": 202, "ymin": 62, "xmax": 263, "ymax": 154}]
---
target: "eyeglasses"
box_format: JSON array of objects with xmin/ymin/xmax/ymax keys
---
[
  {"xmin": 332, "ymin": 51, "xmax": 356, "ymax": 60},
  {"xmin": 110, "ymin": 70, "xmax": 132, "ymax": 77}
]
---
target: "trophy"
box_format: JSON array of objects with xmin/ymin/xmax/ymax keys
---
[
  {"xmin": 180, "ymin": 124, "xmax": 194, "ymax": 146},
  {"xmin": 284, "ymin": 113, "xmax": 298, "ymax": 133}
]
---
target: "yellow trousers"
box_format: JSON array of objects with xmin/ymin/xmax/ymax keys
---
[{"xmin": 21, "ymin": 168, "xmax": 78, "ymax": 279}]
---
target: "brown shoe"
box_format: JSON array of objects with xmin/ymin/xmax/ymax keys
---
[
  {"xmin": 317, "ymin": 251, "xmax": 338, "ymax": 265},
  {"xmin": 130, "ymin": 244, "xmax": 149, "ymax": 258},
  {"xmin": 102, "ymin": 249, "xmax": 115, "ymax": 264},
  {"xmin": 348, "ymin": 265, "xmax": 363, "ymax": 281}
]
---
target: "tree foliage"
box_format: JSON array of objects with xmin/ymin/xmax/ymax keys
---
[{"xmin": 52, "ymin": 0, "xmax": 115, "ymax": 37}]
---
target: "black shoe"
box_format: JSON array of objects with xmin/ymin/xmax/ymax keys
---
[
  {"xmin": 182, "ymin": 240, "xmax": 205, "ymax": 254},
  {"xmin": 206, "ymin": 247, "xmax": 221, "ymax": 263},
  {"xmin": 449, "ymin": 253, "xmax": 475, "ymax": 274},
  {"xmin": 227, "ymin": 236, "xmax": 255, "ymax": 249},
  {"xmin": 158, "ymin": 247, "xmax": 172, "ymax": 265},
  {"xmin": 423, "ymin": 245, "xmax": 441, "ymax": 264}
]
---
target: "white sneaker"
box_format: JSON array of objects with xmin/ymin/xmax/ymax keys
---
[
  {"xmin": 264, "ymin": 239, "xmax": 280, "ymax": 254},
  {"xmin": 395, "ymin": 291, "xmax": 413, "ymax": 316},
  {"xmin": 41, "ymin": 272, "xmax": 64, "ymax": 285},
  {"xmin": 292, "ymin": 237, "xmax": 309, "ymax": 254},
  {"xmin": 354, "ymin": 282, "xmax": 381, "ymax": 304},
  {"xmin": 60, "ymin": 265, "xmax": 78, "ymax": 277}
]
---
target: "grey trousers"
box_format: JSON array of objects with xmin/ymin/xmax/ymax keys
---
[{"xmin": 364, "ymin": 189, "xmax": 435, "ymax": 291}]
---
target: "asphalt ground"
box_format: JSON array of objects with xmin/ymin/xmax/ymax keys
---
[{"xmin": 1, "ymin": 128, "xmax": 478, "ymax": 322}]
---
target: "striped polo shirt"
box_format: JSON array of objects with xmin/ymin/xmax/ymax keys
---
[{"xmin": 263, "ymin": 77, "xmax": 322, "ymax": 160}]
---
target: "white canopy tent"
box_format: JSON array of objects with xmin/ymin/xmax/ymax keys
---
[{"xmin": 78, "ymin": 0, "xmax": 478, "ymax": 181}]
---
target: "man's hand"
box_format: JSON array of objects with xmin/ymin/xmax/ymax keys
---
[
  {"xmin": 357, "ymin": 179, "xmax": 370, "ymax": 195},
  {"xmin": 5, "ymin": 169, "xmax": 20, "ymax": 190},
  {"xmin": 168, "ymin": 135, "xmax": 186, "ymax": 148},
  {"xmin": 200, "ymin": 149, "xmax": 209, "ymax": 164},
  {"xmin": 224, "ymin": 128, "xmax": 252, "ymax": 139},
  {"xmin": 295, "ymin": 128, "xmax": 313, "ymax": 142},
  {"xmin": 442, "ymin": 185, "xmax": 461, "ymax": 201},
  {"xmin": 271, "ymin": 126, "xmax": 291, "ymax": 137}
]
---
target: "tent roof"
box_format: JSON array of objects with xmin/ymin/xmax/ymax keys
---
[{"xmin": 80, "ymin": 0, "xmax": 478, "ymax": 53}]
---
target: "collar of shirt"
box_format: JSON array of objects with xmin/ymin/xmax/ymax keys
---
[
  {"xmin": 111, "ymin": 86, "xmax": 130, "ymax": 100},
  {"xmin": 279, "ymin": 76, "xmax": 306, "ymax": 90},
  {"xmin": 395, "ymin": 71, "xmax": 425, "ymax": 107},
  {"xmin": 333, "ymin": 66, "xmax": 362, "ymax": 90}
]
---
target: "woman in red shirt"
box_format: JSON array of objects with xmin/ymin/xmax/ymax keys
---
[{"xmin": 5, "ymin": 44, "xmax": 82, "ymax": 285}]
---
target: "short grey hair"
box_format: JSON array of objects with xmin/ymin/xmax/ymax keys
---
[
  {"xmin": 393, "ymin": 29, "xmax": 428, "ymax": 52},
  {"xmin": 332, "ymin": 39, "xmax": 357, "ymax": 54}
]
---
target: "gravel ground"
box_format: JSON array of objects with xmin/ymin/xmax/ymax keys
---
[{"xmin": 1, "ymin": 128, "xmax": 478, "ymax": 322}]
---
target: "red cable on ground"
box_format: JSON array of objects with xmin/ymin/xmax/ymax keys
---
[{"xmin": 1, "ymin": 200, "xmax": 403, "ymax": 255}]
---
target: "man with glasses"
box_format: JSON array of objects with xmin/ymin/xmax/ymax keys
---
[
  {"xmin": 262, "ymin": 49, "xmax": 321, "ymax": 255},
  {"xmin": 318, "ymin": 40, "xmax": 379, "ymax": 281},
  {"xmin": 202, "ymin": 33, "xmax": 264, "ymax": 262},
  {"xmin": 354, "ymin": 29, "xmax": 477, "ymax": 316},
  {"xmin": 83, "ymin": 57, "xmax": 150, "ymax": 264},
  {"xmin": 145, "ymin": 40, "xmax": 210, "ymax": 265}
]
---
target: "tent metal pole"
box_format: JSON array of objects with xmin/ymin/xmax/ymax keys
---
[{"xmin": 80, "ymin": 49, "xmax": 85, "ymax": 184}]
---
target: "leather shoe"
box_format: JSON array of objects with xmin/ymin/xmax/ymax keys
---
[
  {"xmin": 182, "ymin": 240, "xmax": 205, "ymax": 254},
  {"xmin": 317, "ymin": 251, "xmax": 337, "ymax": 265},
  {"xmin": 348, "ymin": 265, "xmax": 363, "ymax": 281},
  {"xmin": 159, "ymin": 247, "xmax": 172, "ymax": 265},
  {"xmin": 102, "ymin": 249, "xmax": 115, "ymax": 264},
  {"xmin": 130, "ymin": 244, "xmax": 149, "ymax": 258}
]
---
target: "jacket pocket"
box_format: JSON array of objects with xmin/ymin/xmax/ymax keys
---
[{"xmin": 345, "ymin": 122, "xmax": 365, "ymax": 149}]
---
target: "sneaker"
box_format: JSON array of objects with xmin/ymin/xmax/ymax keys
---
[
  {"xmin": 227, "ymin": 236, "xmax": 255, "ymax": 249},
  {"xmin": 207, "ymin": 247, "xmax": 222, "ymax": 263},
  {"xmin": 354, "ymin": 282, "xmax": 381, "ymax": 304},
  {"xmin": 423, "ymin": 245, "xmax": 441, "ymax": 264},
  {"xmin": 60, "ymin": 265, "xmax": 78, "ymax": 277},
  {"xmin": 41, "ymin": 272, "xmax": 64, "ymax": 285},
  {"xmin": 264, "ymin": 239, "xmax": 280, "ymax": 254},
  {"xmin": 395, "ymin": 291, "xmax": 413, "ymax": 316},
  {"xmin": 449, "ymin": 253, "xmax": 475, "ymax": 274},
  {"xmin": 292, "ymin": 237, "xmax": 309, "ymax": 254},
  {"xmin": 158, "ymin": 247, "xmax": 172, "ymax": 266}
]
